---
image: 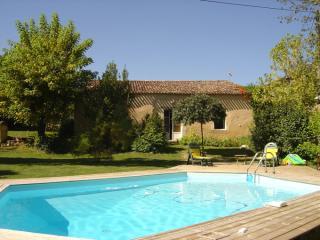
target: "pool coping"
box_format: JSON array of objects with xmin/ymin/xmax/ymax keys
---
[{"xmin": 0, "ymin": 168, "xmax": 320, "ymax": 240}]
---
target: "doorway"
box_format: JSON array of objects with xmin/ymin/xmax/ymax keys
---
[{"xmin": 164, "ymin": 109, "xmax": 183, "ymax": 141}]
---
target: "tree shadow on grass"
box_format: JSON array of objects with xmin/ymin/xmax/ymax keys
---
[
  {"xmin": 0, "ymin": 170, "xmax": 18, "ymax": 178},
  {"xmin": 0, "ymin": 157, "xmax": 184, "ymax": 168},
  {"xmin": 205, "ymin": 148, "xmax": 254, "ymax": 157}
]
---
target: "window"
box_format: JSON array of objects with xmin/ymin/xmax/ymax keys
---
[{"xmin": 213, "ymin": 117, "xmax": 226, "ymax": 130}]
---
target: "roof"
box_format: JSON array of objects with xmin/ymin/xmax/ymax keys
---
[{"xmin": 129, "ymin": 80, "xmax": 246, "ymax": 95}]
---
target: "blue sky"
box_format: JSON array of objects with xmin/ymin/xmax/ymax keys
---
[{"xmin": 0, "ymin": 0, "xmax": 302, "ymax": 85}]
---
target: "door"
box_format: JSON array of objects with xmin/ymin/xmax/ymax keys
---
[{"xmin": 164, "ymin": 109, "xmax": 183, "ymax": 141}]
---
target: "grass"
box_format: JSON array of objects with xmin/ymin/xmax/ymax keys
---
[
  {"xmin": 0, "ymin": 145, "xmax": 186, "ymax": 179},
  {"xmin": 1, "ymin": 130, "xmax": 253, "ymax": 180},
  {"xmin": 8, "ymin": 130, "xmax": 37, "ymax": 138},
  {"xmin": 0, "ymin": 144, "xmax": 253, "ymax": 179}
]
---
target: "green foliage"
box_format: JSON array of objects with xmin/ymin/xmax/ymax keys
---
[
  {"xmin": 173, "ymin": 94, "xmax": 226, "ymax": 148},
  {"xmin": 278, "ymin": 0, "xmax": 320, "ymax": 26},
  {"xmin": 308, "ymin": 111, "xmax": 320, "ymax": 143},
  {"xmin": 173, "ymin": 94, "xmax": 226, "ymax": 125},
  {"xmin": 74, "ymin": 134, "xmax": 92, "ymax": 155},
  {"xmin": 251, "ymin": 101, "xmax": 311, "ymax": 155},
  {"xmin": 76, "ymin": 62, "xmax": 134, "ymax": 153},
  {"xmin": 0, "ymin": 13, "xmax": 93, "ymax": 140},
  {"xmin": 256, "ymin": 34, "xmax": 319, "ymax": 109},
  {"xmin": 180, "ymin": 134, "xmax": 252, "ymax": 148},
  {"xmin": 296, "ymin": 142, "xmax": 320, "ymax": 161},
  {"xmin": 251, "ymin": 33, "xmax": 319, "ymax": 155},
  {"xmin": 45, "ymin": 119, "xmax": 75, "ymax": 153},
  {"xmin": 132, "ymin": 112, "xmax": 167, "ymax": 153}
]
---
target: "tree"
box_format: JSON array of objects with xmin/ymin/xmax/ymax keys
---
[
  {"xmin": 0, "ymin": 13, "xmax": 93, "ymax": 142},
  {"xmin": 93, "ymin": 62, "xmax": 133, "ymax": 152},
  {"xmin": 256, "ymin": 34, "xmax": 319, "ymax": 109},
  {"xmin": 77, "ymin": 62, "xmax": 133, "ymax": 153},
  {"xmin": 173, "ymin": 94, "xmax": 226, "ymax": 149},
  {"xmin": 132, "ymin": 111, "xmax": 167, "ymax": 153},
  {"xmin": 251, "ymin": 33, "xmax": 318, "ymax": 154},
  {"xmin": 277, "ymin": 0, "xmax": 320, "ymax": 27},
  {"xmin": 278, "ymin": 1, "xmax": 320, "ymax": 84}
]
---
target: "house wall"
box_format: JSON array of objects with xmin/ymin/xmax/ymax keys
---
[{"xmin": 130, "ymin": 93, "xmax": 253, "ymax": 139}]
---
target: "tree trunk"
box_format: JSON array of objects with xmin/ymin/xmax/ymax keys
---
[
  {"xmin": 37, "ymin": 115, "xmax": 46, "ymax": 143},
  {"xmin": 200, "ymin": 122, "xmax": 204, "ymax": 154}
]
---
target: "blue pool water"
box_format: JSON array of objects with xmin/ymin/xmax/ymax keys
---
[{"xmin": 0, "ymin": 172, "xmax": 319, "ymax": 240}]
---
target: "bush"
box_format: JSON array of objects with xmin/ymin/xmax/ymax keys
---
[
  {"xmin": 180, "ymin": 134, "xmax": 251, "ymax": 148},
  {"xmin": 251, "ymin": 101, "xmax": 311, "ymax": 155},
  {"xmin": 132, "ymin": 112, "xmax": 167, "ymax": 152},
  {"xmin": 179, "ymin": 134, "xmax": 202, "ymax": 145},
  {"xmin": 295, "ymin": 142, "xmax": 320, "ymax": 161},
  {"xmin": 74, "ymin": 133, "xmax": 92, "ymax": 154},
  {"xmin": 308, "ymin": 111, "xmax": 320, "ymax": 144}
]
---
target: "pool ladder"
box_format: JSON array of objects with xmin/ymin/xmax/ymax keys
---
[{"xmin": 246, "ymin": 152, "xmax": 276, "ymax": 176}]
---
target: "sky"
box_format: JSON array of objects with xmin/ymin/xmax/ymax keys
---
[{"xmin": 0, "ymin": 0, "xmax": 303, "ymax": 85}]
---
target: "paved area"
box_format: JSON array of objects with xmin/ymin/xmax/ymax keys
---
[
  {"xmin": 0, "ymin": 164, "xmax": 319, "ymax": 240},
  {"xmin": 172, "ymin": 164, "xmax": 320, "ymax": 185}
]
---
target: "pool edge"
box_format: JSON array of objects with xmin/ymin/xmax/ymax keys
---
[{"xmin": 0, "ymin": 168, "xmax": 320, "ymax": 240}]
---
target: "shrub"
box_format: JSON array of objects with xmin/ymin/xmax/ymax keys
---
[
  {"xmin": 251, "ymin": 101, "xmax": 311, "ymax": 155},
  {"xmin": 132, "ymin": 112, "xmax": 167, "ymax": 153},
  {"xmin": 74, "ymin": 134, "xmax": 92, "ymax": 154},
  {"xmin": 179, "ymin": 134, "xmax": 202, "ymax": 145},
  {"xmin": 180, "ymin": 134, "xmax": 252, "ymax": 148},
  {"xmin": 295, "ymin": 142, "xmax": 320, "ymax": 161},
  {"xmin": 308, "ymin": 111, "xmax": 320, "ymax": 144}
]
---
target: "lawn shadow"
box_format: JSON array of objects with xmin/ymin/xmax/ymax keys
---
[
  {"xmin": 205, "ymin": 148, "xmax": 254, "ymax": 157},
  {"xmin": 0, "ymin": 170, "xmax": 18, "ymax": 178},
  {"xmin": 0, "ymin": 157, "xmax": 184, "ymax": 168}
]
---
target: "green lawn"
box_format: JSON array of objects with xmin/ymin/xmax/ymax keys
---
[
  {"xmin": 8, "ymin": 130, "xmax": 37, "ymax": 138},
  {"xmin": 0, "ymin": 145, "xmax": 186, "ymax": 179},
  {"xmin": 0, "ymin": 133, "xmax": 253, "ymax": 179}
]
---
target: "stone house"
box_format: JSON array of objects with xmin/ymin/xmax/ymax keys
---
[{"xmin": 129, "ymin": 80, "xmax": 252, "ymax": 141}]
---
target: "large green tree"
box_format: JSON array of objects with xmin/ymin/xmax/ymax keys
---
[
  {"xmin": 173, "ymin": 94, "xmax": 226, "ymax": 149},
  {"xmin": 0, "ymin": 13, "xmax": 93, "ymax": 141},
  {"xmin": 255, "ymin": 33, "xmax": 319, "ymax": 109},
  {"xmin": 77, "ymin": 62, "xmax": 133, "ymax": 153},
  {"xmin": 278, "ymin": 0, "xmax": 320, "ymax": 26},
  {"xmin": 278, "ymin": 1, "xmax": 320, "ymax": 84},
  {"xmin": 252, "ymin": 32, "xmax": 319, "ymax": 154},
  {"xmin": 93, "ymin": 62, "xmax": 133, "ymax": 152}
]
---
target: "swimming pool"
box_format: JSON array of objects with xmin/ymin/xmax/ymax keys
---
[{"xmin": 0, "ymin": 172, "xmax": 319, "ymax": 240}]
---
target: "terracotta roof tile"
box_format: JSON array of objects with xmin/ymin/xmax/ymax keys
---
[{"xmin": 129, "ymin": 80, "xmax": 245, "ymax": 95}]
